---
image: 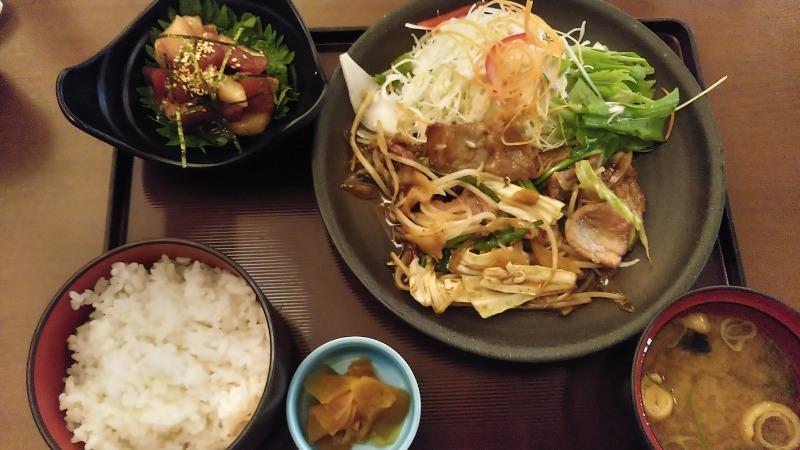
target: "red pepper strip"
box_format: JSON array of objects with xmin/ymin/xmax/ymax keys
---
[
  {"xmin": 416, "ymin": 2, "xmax": 489, "ymax": 28},
  {"xmin": 485, "ymin": 33, "xmax": 531, "ymax": 85}
]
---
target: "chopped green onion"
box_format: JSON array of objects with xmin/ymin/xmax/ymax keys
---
[
  {"xmin": 459, "ymin": 175, "xmax": 500, "ymax": 202},
  {"xmin": 435, "ymin": 249, "xmax": 452, "ymax": 273},
  {"xmin": 532, "ymin": 134, "xmax": 618, "ymax": 191},
  {"xmin": 471, "ymin": 228, "xmax": 528, "ymax": 252},
  {"xmin": 688, "ymin": 384, "xmax": 710, "ymax": 450},
  {"xmin": 445, "ymin": 233, "xmax": 474, "ymax": 249}
]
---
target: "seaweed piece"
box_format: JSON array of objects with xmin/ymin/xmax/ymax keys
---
[{"xmin": 678, "ymin": 330, "xmax": 711, "ymax": 354}]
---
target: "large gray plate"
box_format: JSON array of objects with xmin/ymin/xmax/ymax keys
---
[{"xmin": 312, "ymin": 0, "xmax": 725, "ymax": 362}]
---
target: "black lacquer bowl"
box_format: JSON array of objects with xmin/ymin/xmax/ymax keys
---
[
  {"xmin": 312, "ymin": 0, "xmax": 726, "ymax": 362},
  {"xmin": 57, "ymin": 0, "xmax": 326, "ymax": 169}
]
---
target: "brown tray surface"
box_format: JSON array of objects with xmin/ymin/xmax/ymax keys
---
[{"xmin": 105, "ymin": 20, "xmax": 744, "ymax": 449}]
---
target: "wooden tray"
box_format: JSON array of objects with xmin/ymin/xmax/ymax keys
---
[{"xmin": 104, "ymin": 20, "xmax": 745, "ymax": 449}]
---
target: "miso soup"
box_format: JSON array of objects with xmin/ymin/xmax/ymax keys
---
[{"xmin": 640, "ymin": 312, "xmax": 800, "ymax": 449}]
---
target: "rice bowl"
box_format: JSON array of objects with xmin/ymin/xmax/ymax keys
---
[
  {"xmin": 27, "ymin": 239, "xmax": 293, "ymax": 450},
  {"xmin": 61, "ymin": 256, "xmax": 270, "ymax": 449}
]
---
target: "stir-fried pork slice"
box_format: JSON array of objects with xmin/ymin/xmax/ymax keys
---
[
  {"xmin": 601, "ymin": 151, "xmax": 646, "ymax": 218},
  {"xmin": 424, "ymin": 121, "xmax": 537, "ymax": 181},
  {"xmin": 546, "ymin": 168, "xmax": 577, "ymax": 204},
  {"xmin": 565, "ymin": 202, "xmax": 633, "ymax": 268},
  {"xmin": 613, "ymin": 176, "xmax": 646, "ymax": 219},
  {"xmin": 601, "ymin": 151, "xmax": 634, "ymax": 187}
]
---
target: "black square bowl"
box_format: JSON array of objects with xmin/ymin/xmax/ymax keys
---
[{"xmin": 57, "ymin": 0, "xmax": 326, "ymax": 169}]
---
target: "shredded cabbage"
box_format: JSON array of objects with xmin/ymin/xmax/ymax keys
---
[{"xmin": 344, "ymin": 1, "xmax": 678, "ymax": 152}]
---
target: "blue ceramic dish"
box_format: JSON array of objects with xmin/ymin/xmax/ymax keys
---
[{"xmin": 286, "ymin": 336, "xmax": 421, "ymax": 450}]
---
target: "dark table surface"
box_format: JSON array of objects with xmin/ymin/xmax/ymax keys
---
[{"xmin": 3, "ymin": 1, "xmax": 798, "ymax": 448}]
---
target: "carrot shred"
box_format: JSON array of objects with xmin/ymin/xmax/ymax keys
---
[
  {"xmin": 664, "ymin": 110, "xmax": 676, "ymax": 141},
  {"xmin": 661, "ymin": 87, "xmax": 676, "ymax": 141}
]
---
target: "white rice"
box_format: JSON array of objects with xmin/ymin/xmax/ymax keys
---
[{"xmin": 59, "ymin": 255, "xmax": 271, "ymax": 450}]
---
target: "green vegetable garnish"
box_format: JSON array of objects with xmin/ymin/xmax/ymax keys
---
[
  {"xmin": 373, "ymin": 52, "xmax": 415, "ymax": 88},
  {"xmin": 459, "ymin": 175, "xmax": 500, "ymax": 202},
  {"xmin": 471, "ymin": 228, "xmax": 528, "ymax": 252},
  {"xmin": 688, "ymin": 384, "xmax": 710, "ymax": 450},
  {"xmin": 532, "ymin": 134, "xmax": 617, "ymax": 191},
  {"xmin": 553, "ymin": 45, "xmax": 679, "ymax": 162},
  {"xmin": 436, "ymin": 227, "xmax": 533, "ymax": 273},
  {"xmin": 435, "ymin": 248, "xmax": 452, "ymax": 273},
  {"xmin": 531, "ymin": 46, "xmax": 679, "ymax": 193},
  {"xmin": 444, "ymin": 233, "xmax": 474, "ymax": 249}
]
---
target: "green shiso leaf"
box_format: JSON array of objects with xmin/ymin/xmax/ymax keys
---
[{"xmin": 179, "ymin": 0, "xmax": 202, "ymax": 17}]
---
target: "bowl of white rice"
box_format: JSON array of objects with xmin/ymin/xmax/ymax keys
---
[{"xmin": 26, "ymin": 238, "xmax": 293, "ymax": 450}]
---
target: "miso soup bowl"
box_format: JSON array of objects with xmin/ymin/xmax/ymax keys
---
[
  {"xmin": 27, "ymin": 238, "xmax": 294, "ymax": 449},
  {"xmin": 631, "ymin": 286, "xmax": 800, "ymax": 449}
]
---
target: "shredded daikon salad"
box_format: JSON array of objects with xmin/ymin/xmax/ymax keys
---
[
  {"xmin": 386, "ymin": 3, "xmax": 568, "ymax": 148},
  {"xmin": 343, "ymin": 1, "xmax": 681, "ymax": 152},
  {"xmin": 338, "ymin": 1, "xmax": 713, "ymax": 318}
]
